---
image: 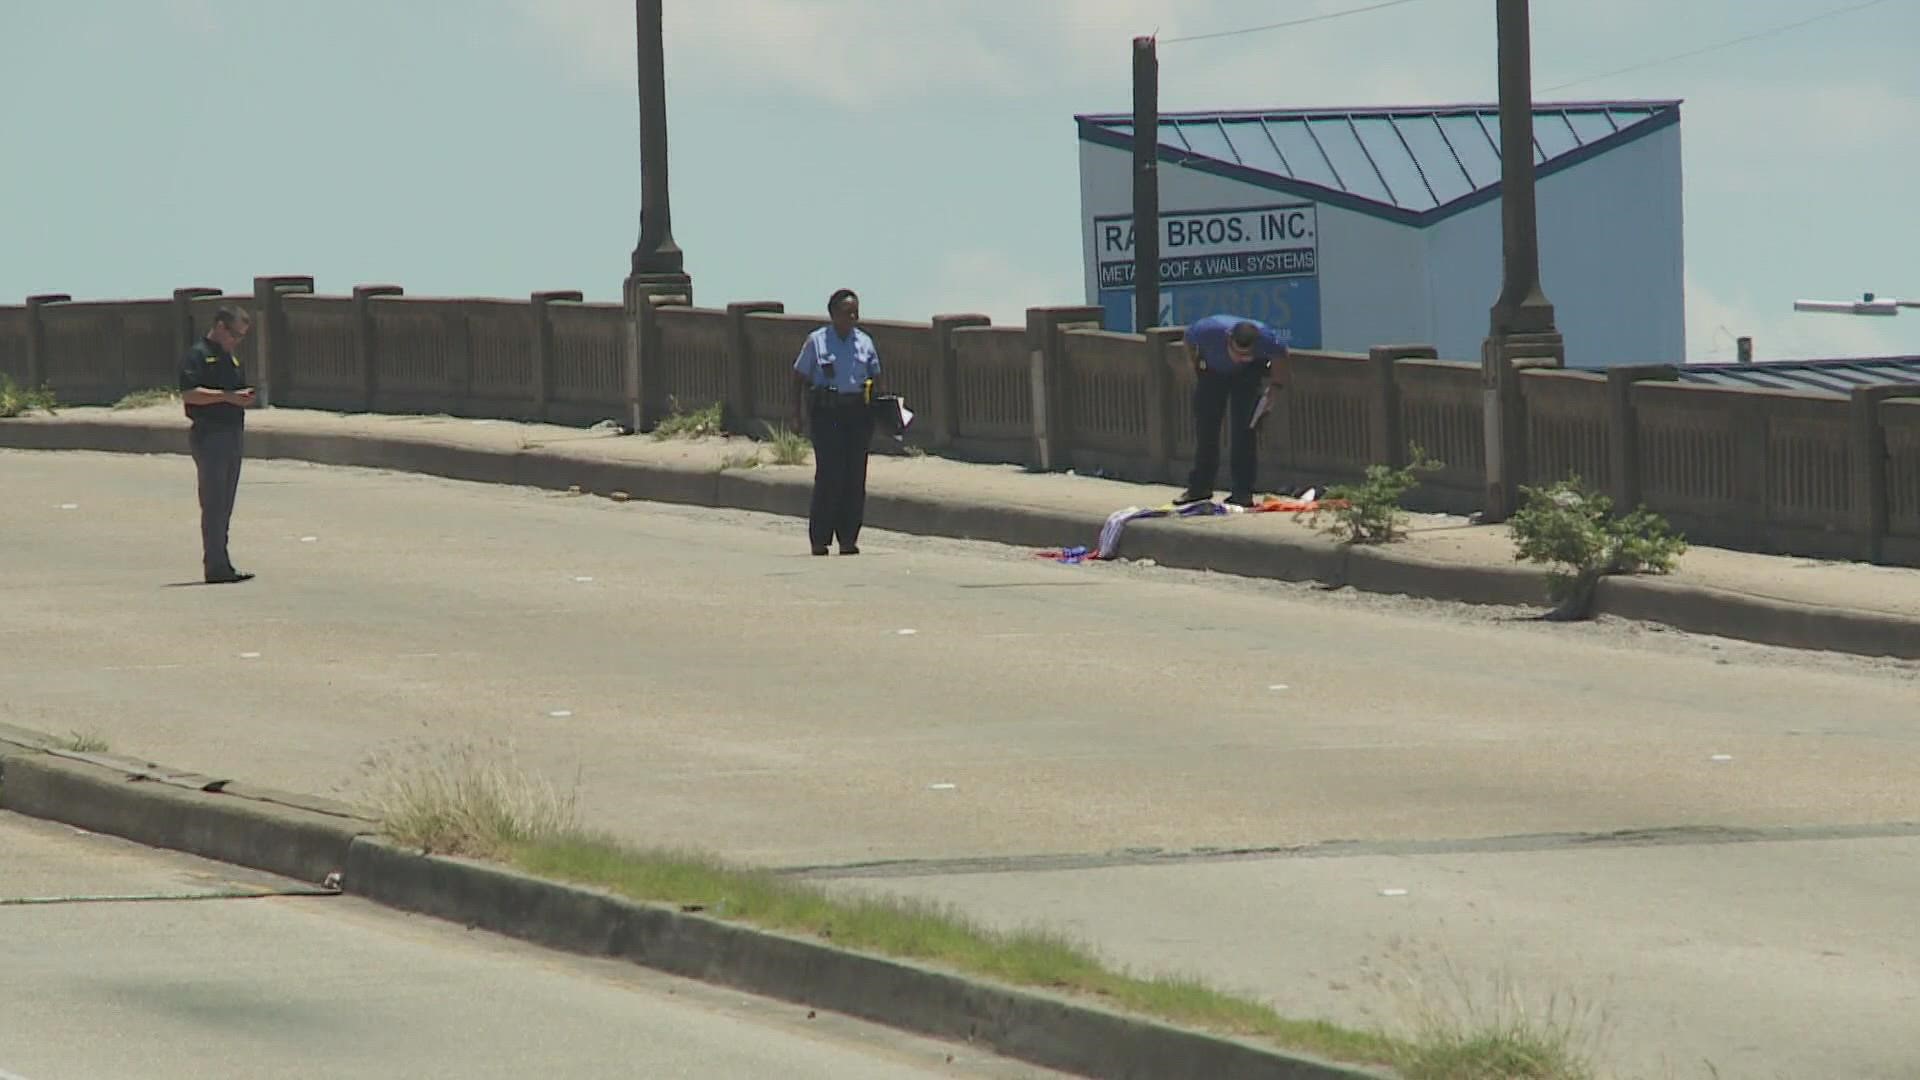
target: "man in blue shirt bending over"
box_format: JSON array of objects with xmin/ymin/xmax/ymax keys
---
[{"xmin": 1176, "ymin": 314, "xmax": 1289, "ymax": 507}]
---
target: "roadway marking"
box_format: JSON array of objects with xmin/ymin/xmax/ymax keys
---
[{"xmin": 778, "ymin": 820, "xmax": 1920, "ymax": 880}]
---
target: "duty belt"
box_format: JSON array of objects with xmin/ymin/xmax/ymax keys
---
[{"xmin": 809, "ymin": 389, "xmax": 866, "ymax": 408}]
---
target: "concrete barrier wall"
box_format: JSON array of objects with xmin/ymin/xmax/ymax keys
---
[
  {"xmin": 1397, "ymin": 358, "xmax": 1483, "ymax": 511},
  {"xmin": 655, "ymin": 306, "xmax": 730, "ymax": 417},
  {"xmin": 6, "ymin": 284, "xmax": 1919, "ymax": 567},
  {"xmin": 547, "ymin": 302, "xmax": 627, "ymax": 425},
  {"xmin": 739, "ymin": 312, "xmax": 816, "ymax": 428},
  {"xmin": 1887, "ymin": 398, "xmax": 1920, "ymax": 565},
  {"xmin": 951, "ymin": 325, "xmax": 1030, "ymax": 464},
  {"xmin": 0, "ymin": 306, "xmax": 30, "ymax": 385},
  {"xmin": 1523, "ymin": 369, "xmax": 1610, "ymax": 492}
]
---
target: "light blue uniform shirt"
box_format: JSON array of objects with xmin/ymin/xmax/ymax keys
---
[
  {"xmin": 794, "ymin": 326, "xmax": 881, "ymax": 393},
  {"xmin": 1184, "ymin": 314, "xmax": 1288, "ymax": 375}
]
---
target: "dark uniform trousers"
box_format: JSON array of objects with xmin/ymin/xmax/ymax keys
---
[
  {"xmin": 808, "ymin": 394, "xmax": 874, "ymax": 551},
  {"xmin": 190, "ymin": 424, "xmax": 244, "ymax": 577},
  {"xmin": 1187, "ymin": 361, "xmax": 1269, "ymax": 500}
]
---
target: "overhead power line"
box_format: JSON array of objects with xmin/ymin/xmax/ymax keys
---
[
  {"xmin": 1543, "ymin": 0, "xmax": 1894, "ymax": 93},
  {"xmin": 1160, "ymin": 0, "xmax": 1432, "ymax": 46}
]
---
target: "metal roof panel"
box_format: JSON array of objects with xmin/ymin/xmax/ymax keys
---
[
  {"xmin": 1435, "ymin": 113, "xmax": 1502, "ymax": 188},
  {"xmin": 1076, "ymin": 100, "xmax": 1681, "ymax": 224},
  {"xmin": 1263, "ymin": 117, "xmax": 1344, "ymax": 190},
  {"xmin": 1307, "ymin": 116, "xmax": 1395, "ymax": 205},
  {"xmin": 1391, "ymin": 114, "xmax": 1475, "ymax": 206},
  {"xmin": 1352, "ymin": 115, "xmax": 1438, "ymax": 211},
  {"xmin": 1666, "ymin": 357, "xmax": 1920, "ymax": 397},
  {"xmin": 1170, "ymin": 117, "xmax": 1241, "ymax": 165}
]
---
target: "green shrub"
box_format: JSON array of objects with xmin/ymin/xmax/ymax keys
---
[
  {"xmin": 114, "ymin": 387, "xmax": 179, "ymax": 410},
  {"xmin": 0, "ymin": 375, "xmax": 57, "ymax": 418},
  {"xmin": 1314, "ymin": 445, "xmax": 1444, "ymax": 544},
  {"xmin": 763, "ymin": 423, "xmax": 810, "ymax": 466},
  {"xmin": 651, "ymin": 398, "xmax": 724, "ymax": 440},
  {"xmin": 1509, "ymin": 477, "xmax": 1687, "ymax": 613}
]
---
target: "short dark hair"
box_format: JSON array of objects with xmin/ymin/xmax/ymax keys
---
[
  {"xmin": 213, "ymin": 305, "xmax": 252, "ymax": 330},
  {"xmin": 828, "ymin": 288, "xmax": 859, "ymax": 314},
  {"xmin": 1230, "ymin": 321, "xmax": 1260, "ymax": 349}
]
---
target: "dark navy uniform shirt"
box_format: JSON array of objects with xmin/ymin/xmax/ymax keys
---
[
  {"xmin": 1184, "ymin": 314, "xmax": 1289, "ymax": 375},
  {"xmin": 178, "ymin": 337, "xmax": 247, "ymax": 429}
]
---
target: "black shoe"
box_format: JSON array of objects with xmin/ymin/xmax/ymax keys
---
[
  {"xmin": 811, "ymin": 547, "xmax": 831, "ymax": 557},
  {"xmin": 1172, "ymin": 489, "xmax": 1212, "ymax": 506},
  {"xmin": 1225, "ymin": 493, "xmax": 1255, "ymax": 508},
  {"xmin": 206, "ymin": 570, "xmax": 255, "ymax": 584},
  {"xmin": 839, "ymin": 546, "xmax": 860, "ymax": 556}
]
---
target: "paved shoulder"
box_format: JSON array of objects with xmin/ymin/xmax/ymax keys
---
[{"xmin": 0, "ymin": 813, "xmax": 1061, "ymax": 1080}]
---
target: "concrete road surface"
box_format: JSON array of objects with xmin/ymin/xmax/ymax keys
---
[
  {"xmin": 3, "ymin": 448, "xmax": 1919, "ymax": 1079},
  {"xmin": 0, "ymin": 811, "xmax": 1060, "ymax": 1080}
]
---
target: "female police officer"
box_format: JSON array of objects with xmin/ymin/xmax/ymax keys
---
[{"xmin": 791, "ymin": 288, "xmax": 882, "ymax": 556}]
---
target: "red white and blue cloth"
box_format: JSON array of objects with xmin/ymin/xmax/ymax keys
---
[{"xmin": 1036, "ymin": 491, "xmax": 1331, "ymax": 564}]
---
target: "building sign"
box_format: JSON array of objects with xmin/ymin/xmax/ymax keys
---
[{"xmin": 1093, "ymin": 202, "xmax": 1321, "ymax": 344}]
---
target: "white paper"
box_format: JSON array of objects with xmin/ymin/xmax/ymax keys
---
[{"xmin": 1250, "ymin": 392, "xmax": 1273, "ymax": 430}]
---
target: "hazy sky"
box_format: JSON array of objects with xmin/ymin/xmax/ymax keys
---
[{"xmin": 4, "ymin": 0, "xmax": 1916, "ymax": 363}]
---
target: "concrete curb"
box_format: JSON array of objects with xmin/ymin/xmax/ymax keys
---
[
  {"xmin": 0, "ymin": 749, "xmax": 369, "ymax": 885},
  {"xmin": 1595, "ymin": 575, "xmax": 1920, "ymax": 659},
  {"xmin": 5, "ymin": 416, "xmax": 1919, "ymax": 660},
  {"xmin": 0, "ymin": 740, "xmax": 1389, "ymax": 1080},
  {"xmin": 347, "ymin": 838, "xmax": 1386, "ymax": 1080}
]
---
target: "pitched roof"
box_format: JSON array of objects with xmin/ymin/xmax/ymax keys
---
[
  {"xmin": 1075, "ymin": 101, "xmax": 1680, "ymax": 226},
  {"xmin": 1674, "ymin": 357, "xmax": 1920, "ymax": 397}
]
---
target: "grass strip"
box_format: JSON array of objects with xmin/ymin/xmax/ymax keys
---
[
  {"xmin": 510, "ymin": 832, "xmax": 1405, "ymax": 1070},
  {"xmin": 365, "ymin": 739, "xmax": 1597, "ymax": 1079}
]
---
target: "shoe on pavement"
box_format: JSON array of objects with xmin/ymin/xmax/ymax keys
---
[
  {"xmin": 1172, "ymin": 489, "xmax": 1212, "ymax": 506},
  {"xmin": 839, "ymin": 546, "xmax": 860, "ymax": 556},
  {"xmin": 1225, "ymin": 493, "xmax": 1256, "ymax": 508},
  {"xmin": 206, "ymin": 570, "xmax": 255, "ymax": 585}
]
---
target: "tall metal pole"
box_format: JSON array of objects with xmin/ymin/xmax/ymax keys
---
[
  {"xmin": 1489, "ymin": 0, "xmax": 1554, "ymax": 337},
  {"xmin": 1480, "ymin": 0, "xmax": 1562, "ymax": 522},
  {"xmin": 631, "ymin": 0, "xmax": 684, "ymax": 278},
  {"xmin": 1131, "ymin": 35, "xmax": 1160, "ymax": 333}
]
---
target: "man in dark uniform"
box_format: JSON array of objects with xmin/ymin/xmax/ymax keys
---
[
  {"xmin": 1175, "ymin": 313, "xmax": 1289, "ymax": 508},
  {"xmin": 791, "ymin": 288, "xmax": 881, "ymax": 556},
  {"xmin": 178, "ymin": 306, "xmax": 257, "ymax": 583}
]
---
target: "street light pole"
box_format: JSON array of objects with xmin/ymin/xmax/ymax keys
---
[
  {"xmin": 630, "ymin": 0, "xmax": 687, "ymax": 283},
  {"xmin": 1480, "ymin": 0, "xmax": 1563, "ymax": 523},
  {"xmin": 1794, "ymin": 292, "xmax": 1911, "ymax": 317},
  {"xmin": 1131, "ymin": 35, "xmax": 1160, "ymax": 334},
  {"xmin": 1489, "ymin": 0, "xmax": 1554, "ymax": 338},
  {"xmin": 625, "ymin": 0, "xmax": 690, "ymax": 436}
]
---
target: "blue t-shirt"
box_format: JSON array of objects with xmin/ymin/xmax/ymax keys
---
[
  {"xmin": 1184, "ymin": 314, "xmax": 1288, "ymax": 375},
  {"xmin": 793, "ymin": 326, "xmax": 881, "ymax": 393}
]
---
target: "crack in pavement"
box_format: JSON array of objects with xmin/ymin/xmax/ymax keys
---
[
  {"xmin": 777, "ymin": 820, "xmax": 1920, "ymax": 880},
  {"xmin": 0, "ymin": 888, "xmax": 339, "ymax": 907}
]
